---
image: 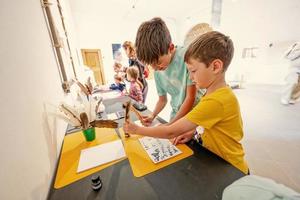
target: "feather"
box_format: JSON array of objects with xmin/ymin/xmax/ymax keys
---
[
  {"xmin": 123, "ymin": 101, "xmax": 131, "ymax": 137},
  {"xmin": 90, "ymin": 120, "xmax": 118, "ymax": 128},
  {"xmin": 123, "ymin": 101, "xmax": 131, "ymax": 122},
  {"xmin": 61, "ymin": 103, "xmax": 81, "ymax": 120},
  {"xmin": 89, "ymin": 97, "xmax": 98, "ymax": 122},
  {"xmin": 86, "ymin": 77, "xmax": 93, "ymax": 94},
  {"xmin": 76, "ymin": 80, "xmax": 89, "ymax": 96},
  {"xmin": 55, "ymin": 111, "xmax": 81, "ymax": 127},
  {"xmin": 80, "ymin": 112, "xmax": 89, "ymax": 130},
  {"xmin": 59, "ymin": 104, "xmax": 81, "ymax": 126},
  {"xmin": 95, "ymin": 96, "xmax": 103, "ymax": 114},
  {"xmin": 130, "ymin": 105, "xmax": 143, "ymax": 122}
]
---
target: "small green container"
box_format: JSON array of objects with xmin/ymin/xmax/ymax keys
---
[{"xmin": 82, "ymin": 127, "xmax": 96, "ymax": 142}]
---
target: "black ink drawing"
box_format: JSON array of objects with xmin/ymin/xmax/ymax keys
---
[{"xmin": 139, "ymin": 137, "xmax": 182, "ymax": 163}]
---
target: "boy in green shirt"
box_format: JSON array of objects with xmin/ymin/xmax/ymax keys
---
[{"xmin": 135, "ymin": 17, "xmax": 201, "ymax": 125}]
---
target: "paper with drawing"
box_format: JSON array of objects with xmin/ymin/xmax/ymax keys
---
[{"xmin": 139, "ymin": 137, "xmax": 182, "ymax": 163}]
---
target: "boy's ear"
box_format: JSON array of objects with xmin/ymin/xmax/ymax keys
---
[
  {"xmin": 169, "ymin": 43, "xmax": 175, "ymax": 52},
  {"xmin": 211, "ymin": 59, "xmax": 224, "ymax": 73}
]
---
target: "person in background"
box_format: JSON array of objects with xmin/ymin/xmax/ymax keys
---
[
  {"xmin": 124, "ymin": 31, "xmax": 249, "ymax": 174},
  {"xmin": 122, "ymin": 41, "xmax": 148, "ymax": 103},
  {"xmin": 109, "ymin": 74, "xmax": 126, "ymax": 92},
  {"xmin": 112, "ymin": 62, "xmax": 126, "ymax": 79},
  {"xmin": 281, "ymin": 42, "xmax": 300, "ymax": 105},
  {"xmin": 183, "ymin": 23, "xmax": 213, "ymax": 47},
  {"xmin": 126, "ymin": 66, "xmax": 144, "ymax": 103}
]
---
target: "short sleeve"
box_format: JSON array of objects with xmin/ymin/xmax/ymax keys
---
[
  {"xmin": 186, "ymin": 69, "xmax": 194, "ymax": 86},
  {"xmin": 186, "ymin": 99, "xmax": 223, "ymax": 129},
  {"xmin": 154, "ymin": 72, "xmax": 166, "ymax": 96}
]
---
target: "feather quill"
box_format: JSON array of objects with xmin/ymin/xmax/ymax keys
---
[
  {"xmin": 123, "ymin": 101, "xmax": 131, "ymax": 137},
  {"xmin": 56, "ymin": 112, "xmax": 81, "ymax": 127},
  {"xmin": 80, "ymin": 112, "xmax": 89, "ymax": 130},
  {"xmin": 76, "ymin": 80, "xmax": 89, "ymax": 96},
  {"xmin": 86, "ymin": 77, "xmax": 93, "ymax": 94},
  {"xmin": 59, "ymin": 104, "xmax": 81, "ymax": 126}
]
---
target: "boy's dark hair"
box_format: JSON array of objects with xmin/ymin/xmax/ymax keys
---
[
  {"xmin": 184, "ymin": 31, "xmax": 234, "ymax": 71},
  {"xmin": 135, "ymin": 17, "xmax": 171, "ymax": 65}
]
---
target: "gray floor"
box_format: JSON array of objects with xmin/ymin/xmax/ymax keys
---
[
  {"xmin": 235, "ymin": 84, "xmax": 300, "ymax": 192},
  {"xmin": 146, "ymin": 81, "xmax": 300, "ymax": 192}
]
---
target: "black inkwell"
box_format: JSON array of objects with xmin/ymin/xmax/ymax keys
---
[{"xmin": 91, "ymin": 175, "xmax": 102, "ymax": 191}]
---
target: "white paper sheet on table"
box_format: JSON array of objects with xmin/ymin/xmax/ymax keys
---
[
  {"xmin": 77, "ymin": 140, "xmax": 126, "ymax": 173},
  {"xmin": 139, "ymin": 137, "xmax": 182, "ymax": 164},
  {"xmin": 100, "ymin": 90, "xmax": 122, "ymax": 100},
  {"xmin": 106, "ymin": 113, "xmax": 118, "ymax": 120}
]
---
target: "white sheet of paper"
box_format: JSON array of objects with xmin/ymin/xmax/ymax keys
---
[
  {"xmin": 139, "ymin": 137, "xmax": 182, "ymax": 164},
  {"xmin": 106, "ymin": 113, "xmax": 118, "ymax": 120},
  {"xmin": 77, "ymin": 140, "xmax": 126, "ymax": 173},
  {"xmin": 101, "ymin": 90, "xmax": 122, "ymax": 100}
]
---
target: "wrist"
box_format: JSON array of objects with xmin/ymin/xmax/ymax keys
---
[
  {"xmin": 150, "ymin": 113, "xmax": 156, "ymax": 120},
  {"xmin": 134, "ymin": 126, "xmax": 138, "ymax": 135}
]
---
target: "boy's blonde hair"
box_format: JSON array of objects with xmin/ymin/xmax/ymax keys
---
[
  {"xmin": 184, "ymin": 31, "xmax": 234, "ymax": 71},
  {"xmin": 135, "ymin": 17, "xmax": 171, "ymax": 65},
  {"xmin": 126, "ymin": 66, "xmax": 143, "ymax": 90},
  {"xmin": 122, "ymin": 41, "xmax": 136, "ymax": 58}
]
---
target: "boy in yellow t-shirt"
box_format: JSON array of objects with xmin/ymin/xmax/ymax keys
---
[{"xmin": 124, "ymin": 31, "xmax": 249, "ymax": 174}]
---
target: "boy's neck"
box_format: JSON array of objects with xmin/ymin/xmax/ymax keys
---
[
  {"xmin": 170, "ymin": 46, "xmax": 176, "ymax": 62},
  {"xmin": 206, "ymin": 75, "xmax": 227, "ymax": 95}
]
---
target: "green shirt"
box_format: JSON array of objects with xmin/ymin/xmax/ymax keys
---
[{"xmin": 154, "ymin": 46, "xmax": 202, "ymax": 120}]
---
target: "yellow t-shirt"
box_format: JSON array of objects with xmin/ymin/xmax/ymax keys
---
[{"xmin": 186, "ymin": 87, "xmax": 248, "ymax": 174}]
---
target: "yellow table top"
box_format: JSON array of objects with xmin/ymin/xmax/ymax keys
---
[
  {"xmin": 54, "ymin": 128, "xmax": 125, "ymax": 189},
  {"xmin": 120, "ymin": 129, "xmax": 194, "ymax": 177},
  {"xmin": 54, "ymin": 127, "xmax": 194, "ymax": 188}
]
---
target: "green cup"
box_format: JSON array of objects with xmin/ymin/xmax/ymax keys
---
[{"xmin": 82, "ymin": 127, "xmax": 96, "ymax": 142}]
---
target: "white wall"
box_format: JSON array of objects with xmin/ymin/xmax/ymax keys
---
[
  {"xmin": 69, "ymin": 0, "xmax": 300, "ymax": 85},
  {"xmin": 221, "ymin": 0, "xmax": 300, "ymax": 84},
  {"xmin": 0, "ymin": 0, "xmax": 78, "ymax": 199},
  {"xmin": 69, "ymin": 0, "xmax": 212, "ymax": 84}
]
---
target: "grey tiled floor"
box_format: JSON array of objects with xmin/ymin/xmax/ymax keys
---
[{"xmin": 146, "ymin": 80, "xmax": 300, "ymax": 192}]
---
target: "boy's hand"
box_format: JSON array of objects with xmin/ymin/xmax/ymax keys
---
[
  {"xmin": 123, "ymin": 121, "xmax": 139, "ymax": 135},
  {"xmin": 141, "ymin": 114, "xmax": 155, "ymax": 126},
  {"xmin": 171, "ymin": 130, "xmax": 194, "ymax": 145}
]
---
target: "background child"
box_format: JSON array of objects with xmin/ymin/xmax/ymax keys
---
[
  {"xmin": 135, "ymin": 17, "xmax": 202, "ymax": 126},
  {"xmin": 112, "ymin": 62, "xmax": 126, "ymax": 79},
  {"xmin": 124, "ymin": 31, "xmax": 249, "ymax": 174},
  {"xmin": 126, "ymin": 66, "xmax": 144, "ymax": 103},
  {"xmin": 281, "ymin": 42, "xmax": 300, "ymax": 105},
  {"xmin": 109, "ymin": 74, "xmax": 126, "ymax": 92},
  {"xmin": 122, "ymin": 41, "xmax": 148, "ymax": 103}
]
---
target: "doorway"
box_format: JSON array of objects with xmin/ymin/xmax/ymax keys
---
[{"xmin": 81, "ymin": 49, "xmax": 106, "ymax": 85}]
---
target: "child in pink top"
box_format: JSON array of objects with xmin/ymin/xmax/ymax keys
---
[{"xmin": 126, "ymin": 66, "xmax": 144, "ymax": 103}]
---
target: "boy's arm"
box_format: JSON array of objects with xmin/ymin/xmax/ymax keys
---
[
  {"xmin": 142, "ymin": 95, "xmax": 167, "ymax": 126},
  {"xmin": 169, "ymin": 85, "xmax": 197, "ymax": 124},
  {"xmin": 125, "ymin": 116, "xmax": 197, "ymax": 139}
]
